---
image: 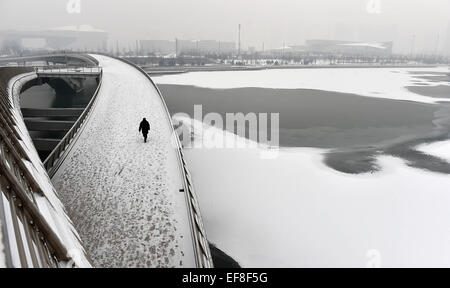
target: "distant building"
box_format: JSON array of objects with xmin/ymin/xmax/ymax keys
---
[
  {"xmin": 177, "ymin": 40, "xmax": 197, "ymax": 54},
  {"xmin": 217, "ymin": 41, "xmax": 236, "ymax": 54},
  {"xmin": 140, "ymin": 39, "xmax": 235, "ymax": 56},
  {"xmin": 140, "ymin": 40, "xmax": 174, "ymax": 55},
  {"xmin": 268, "ymin": 45, "xmax": 295, "ymax": 56},
  {"xmin": 180, "ymin": 40, "xmax": 235, "ymax": 54},
  {"xmin": 0, "ymin": 25, "xmax": 108, "ymax": 53},
  {"xmin": 303, "ymin": 40, "xmax": 393, "ymax": 56}
]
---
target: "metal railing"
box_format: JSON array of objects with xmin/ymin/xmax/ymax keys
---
[
  {"xmin": 0, "ymin": 52, "xmax": 99, "ymax": 67},
  {"xmin": 35, "ymin": 66, "xmax": 102, "ymax": 75},
  {"xmin": 43, "ymin": 52, "xmax": 213, "ymax": 267},
  {"xmin": 0, "ymin": 67, "xmax": 89, "ymax": 267},
  {"xmin": 110, "ymin": 54, "xmax": 214, "ymax": 268},
  {"xmin": 2, "ymin": 54, "xmax": 213, "ymax": 267},
  {"xmin": 43, "ymin": 69, "xmax": 103, "ymax": 176}
]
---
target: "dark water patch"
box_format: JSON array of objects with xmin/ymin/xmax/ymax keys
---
[
  {"xmin": 278, "ymin": 125, "xmax": 434, "ymax": 149},
  {"xmin": 408, "ymin": 71, "xmax": 448, "ymax": 75},
  {"xmin": 159, "ymin": 84, "xmax": 450, "ymax": 174},
  {"xmin": 412, "ymin": 75, "xmax": 450, "ymax": 82},
  {"xmin": 408, "ymin": 71, "xmax": 449, "ymax": 83},
  {"xmin": 406, "ymin": 85, "xmax": 450, "ymax": 98},
  {"xmin": 20, "ymin": 78, "xmax": 97, "ymax": 109},
  {"xmin": 326, "ymin": 104, "xmax": 450, "ymax": 174},
  {"xmin": 408, "ymin": 71, "xmax": 449, "ymax": 84},
  {"xmin": 19, "ymin": 79, "xmax": 98, "ymax": 160},
  {"xmin": 325, "ymin": 131, "xmax": 450, "ymax": 174},
  {"xmin": 325, "ymin": 149, "xmax": 381, "ymax": 174},
  {"xmin": 159, "ymin": 84, "xmax": 437, "ymax": 147},
  {"xmin": 209, "ymin": 243, "xmax": 241, "ymax": 268},
  {"xmin": 388, "ymin": 147, "xmax": 450, "ymax": 174}
]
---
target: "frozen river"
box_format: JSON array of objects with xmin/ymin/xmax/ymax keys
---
[{"xmin": 154, "ymin": 66, "xmax": 450, "ymax": 267}]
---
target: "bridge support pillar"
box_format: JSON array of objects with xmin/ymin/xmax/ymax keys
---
[{"xmin": 43, "ymin": 77, "xmax": 86, "ymax": 93}]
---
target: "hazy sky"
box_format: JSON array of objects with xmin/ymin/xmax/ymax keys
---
[{"xmin": 1, "ymin": 0, "xmax": 449, "ymax": 54}]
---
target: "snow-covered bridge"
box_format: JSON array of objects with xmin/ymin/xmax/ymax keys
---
[
  {"xmin": 0, "ymin": 55, "xmax": 212, "ymax": 268},
  {"xmin": 50, "ymin": 55, "xmax": 212, "ymax": 267}
]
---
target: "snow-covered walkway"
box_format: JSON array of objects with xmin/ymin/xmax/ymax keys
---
[{"xmin": 51, "ymin": 55, "xmax": 196, "ymax": 267}]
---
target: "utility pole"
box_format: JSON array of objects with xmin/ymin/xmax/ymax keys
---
[{"xmin": 175, "ymin": 38, "xmax": 178, "ymax": 57}]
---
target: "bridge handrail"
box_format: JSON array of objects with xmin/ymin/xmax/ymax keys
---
[
  {"xmin": 1, "ymin": 67, "xmax": 87, "ymax": 267},
  {"xmin": 35, "ymin": 66, "xmax": 102, "ymax": 75},
  {"xmin": 103, "ymin": 53, "xmax": 214, "ymax": 268},
  {"xmin": 0, "ymin": 52, "xmax": 99, "ymax": 67},
  {"xmin": 6, "ymin": 53, "xmax": 212, "ymax": 268},
  {"xmin": 43, "ymin": 69, "xmax": 103, "ymax": 177}
]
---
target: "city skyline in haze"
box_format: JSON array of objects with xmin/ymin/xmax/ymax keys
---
[{"xmin": 0, "ymin": 0, "xmax": 449, "ymax": 55}]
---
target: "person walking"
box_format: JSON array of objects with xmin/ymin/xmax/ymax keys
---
[{"xmin": 139, "ymin": 118, "xmax": 150, "ymax": 143}]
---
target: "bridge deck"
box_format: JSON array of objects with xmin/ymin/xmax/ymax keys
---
[{"xmin": 51, "ymin": 55, "xmax": 196, "ymax": 267}]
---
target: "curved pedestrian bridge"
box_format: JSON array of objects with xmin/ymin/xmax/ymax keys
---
[{"xmin": 0, "ymin": 54, "xmax": 212, "ymax": 268}]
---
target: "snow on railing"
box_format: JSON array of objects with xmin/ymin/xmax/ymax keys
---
[{"xmin": 0, "ymin": 67, "xmax": 92, "ymax": 268}]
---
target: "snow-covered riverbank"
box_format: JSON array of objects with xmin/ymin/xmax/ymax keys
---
[
  {"xmin": 180, "ymin": 118, "xmax": 450, "ymax": 267},
  {"xmin": 155, "ymin": 66, "xmax": 450, "ymax": 267},
  {"xmin": 155, "ymin": 66, "xmax": 450, "ymax": 104}
]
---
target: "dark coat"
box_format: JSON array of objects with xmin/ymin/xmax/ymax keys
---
[{"xmin": 139, "ymin": 119, "xmax": 150, "ymax": 134}]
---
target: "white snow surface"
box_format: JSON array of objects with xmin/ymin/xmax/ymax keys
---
[
  {"xmin": 51, "ymin": 55, "xmax": 196, "ymax": 267},
  {"xmin": 178, "ymin": 117, "xmax": 450, "ymax": 267},
  {"xmin": 416, "ymin": 140, "xmax": 450, "ymax": 163},
  {"xmin": 338, "ymin": 42, "xmax": 388, "ymax": 49},
  {"xmin": 50, "ymin": 25, "xmax": 105, "ymax": 32},
  {"xmin": 154, "ymin": 66, "xmax": 450, "ymax": 104}
]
